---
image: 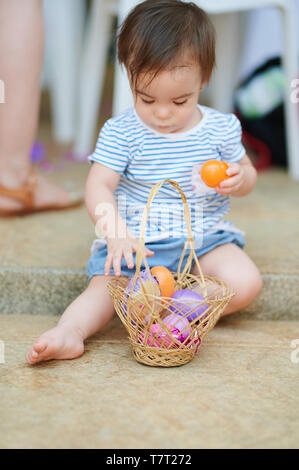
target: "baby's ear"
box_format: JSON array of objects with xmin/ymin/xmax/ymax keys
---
[{"xmin": 199, "ymin": 78, "xmax": 206, "ymax": 91}]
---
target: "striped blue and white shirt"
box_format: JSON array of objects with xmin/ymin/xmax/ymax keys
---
[{"xmin": 89, "ymin": 105, "xmax": 246, "ymax": 253}]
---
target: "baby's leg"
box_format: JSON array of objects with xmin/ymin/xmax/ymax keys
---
[
  {"xmin": 191, "ymin": 243, "xmax": 263, "ymax": 316},
  {"xmin": 26, "ymin": 275, "xmax": 115, "ymax": 364}
]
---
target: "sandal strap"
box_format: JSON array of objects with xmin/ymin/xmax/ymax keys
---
[{"xmin": 0, "ymin": 166, "xmax": 37, "ymax": 208}]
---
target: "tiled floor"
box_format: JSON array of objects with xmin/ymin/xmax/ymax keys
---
[{"xmin": 1, "ymin": 314, "xmax": 298, "ymax": 448}]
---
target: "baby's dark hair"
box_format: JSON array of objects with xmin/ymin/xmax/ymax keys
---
[{"xmin": 117, "ymin": 0, "xmax": 216, "ymax": 88}]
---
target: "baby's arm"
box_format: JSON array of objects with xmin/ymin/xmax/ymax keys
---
[
  {"xmin": 85, "ymin": 162, "xmax": 127, "ymax": 238},
  {"xmin": 215, "ymin": 154, "xmax": 257, "ymax": 197},
  {"xmin": 85, "ymin": 162, "xmax": 154, "ymax": 275}
]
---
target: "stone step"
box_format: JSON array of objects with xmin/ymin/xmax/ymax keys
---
[
  {"xmin": 0, "ymin": 167, "xmax": 298, "ymax": 321},
  {"xmin": 0, "ymin": 265, "xmax": 298, "ymax": 320}
]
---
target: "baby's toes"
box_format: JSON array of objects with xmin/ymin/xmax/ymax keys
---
[
  {"xmin": 26, "ymin": 338, "xmax": 49, "ymax": 364},
  {"xmin": 26, "ymin": 347, "xmax": 39, "ymax": 364},
  {"xmin": 33, "ymin": 339, "xmax": 48, "ymax": 355}
]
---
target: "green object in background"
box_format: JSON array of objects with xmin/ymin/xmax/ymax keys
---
[{"xmin": 235, "ymin": 65, "xmax": 286, "ymax": 119}]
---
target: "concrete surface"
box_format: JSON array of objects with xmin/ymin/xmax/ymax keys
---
[{"xmin": 1, "ymin": 314, "xmax": 298, "ymax": 449}]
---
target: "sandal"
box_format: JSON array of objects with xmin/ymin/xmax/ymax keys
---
[{"xmin": 0, "ymin": 166, "xmax": 83, "ymax": 217}]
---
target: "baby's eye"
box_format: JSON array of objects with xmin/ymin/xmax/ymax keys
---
[
  {"xmin": 142, "ymin": 98, "xmax": 154, "ymax": 104},
  {"xmin": 173, "ymin": 100, "xmax": 187, "ymax": 106}
]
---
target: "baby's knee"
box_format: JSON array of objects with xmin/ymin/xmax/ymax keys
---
[{"xmin": 237, "ymin": 269, "xmax": 263, "ymax": 306}]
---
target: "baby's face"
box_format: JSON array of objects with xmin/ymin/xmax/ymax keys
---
[{"xmin": 132, "ymin": 61, "xmax": 203, "ymax": 134}]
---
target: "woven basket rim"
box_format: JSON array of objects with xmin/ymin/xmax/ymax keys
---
[{"xmin": 108, "ymin": 273, "xmax": 234, "ymax": 304}]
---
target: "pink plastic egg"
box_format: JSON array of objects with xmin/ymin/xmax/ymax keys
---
[
  {"xmin": 140, "ymin": 322, "xmax": 180, "ymax": 348},
  {"xmin": 163, "ymin": 313, "xmax": 191, "ymax": 341}
]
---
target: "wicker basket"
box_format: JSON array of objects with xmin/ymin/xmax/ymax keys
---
[{"xmin": 107, "ymin": 179, "xmax": 234, "ymax": 367}]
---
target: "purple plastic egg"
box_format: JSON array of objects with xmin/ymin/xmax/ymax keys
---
[
  {"xmin": 124, "ymin": 269, "xmax": 161, "ymax": 320},
  {"xmin": 126, "ymin": 268, "xmax": 159, "ymax": 297},
  {"xmin": 169, "ymin": 289, "xmax": 208, "ymax": 322},
  {"xmin": 30, "ymin": 141, "xmax": 46, "ymax": 163}
]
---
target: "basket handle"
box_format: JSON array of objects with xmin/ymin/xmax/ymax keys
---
[{"xmin": 133, "ymin": 179, "xmax": 206, "ymax": 293}]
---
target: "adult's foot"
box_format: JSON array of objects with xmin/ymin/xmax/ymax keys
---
[{"xmin": 0, "ymin": 170, "xmax": 83, "ymax": 213}]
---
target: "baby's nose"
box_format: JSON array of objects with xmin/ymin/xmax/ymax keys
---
[{"xmin": 155, "ymin": 106, "xmax": 170, "ymax": 120}]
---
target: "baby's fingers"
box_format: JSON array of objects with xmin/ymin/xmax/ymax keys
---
[
  {"xmin": 226, "ymin": 163, "xmax": 240, "ymax": 177},
  {"xmin": 215, "ymin": 180, "xmax": 242, "ymax": 195},
  {"xmin": 112, "ymin": 251, "xmax": 123, "ymax": 276},
  {"xmin": 104, "ymin": 253, "xmax": 113, "ymax": 276},
  {"xmin": 220, "ymin": 174, "xmax": 241, "ymax": 188},
  {"xmin": 131, "ymin": 241, "xmax": 154, "ymax": 258},
  {"xmin": 123, "ymin": 249, "xmax": 135, "ymax": 270},
  {"xmin": 145, "ymin": 249, "xmax": 155, "ymax": 257}
]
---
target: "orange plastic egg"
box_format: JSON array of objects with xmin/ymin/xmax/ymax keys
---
[
  {"xmin": 200, "ymin": 160, "xmax": 229, "ymax": 188},
  {"xmin": 150, "ymin": 266, "xmax": 175, "ymax": 299}
]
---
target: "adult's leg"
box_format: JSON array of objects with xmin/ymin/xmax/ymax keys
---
[{"xmin": 0, "ymin": 0, "xmax": 81, "ymax": 211}]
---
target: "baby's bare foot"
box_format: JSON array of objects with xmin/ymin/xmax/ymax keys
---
[{"xmin": 26, "ymin": 323, "xmax": 84, "ymax": 365}]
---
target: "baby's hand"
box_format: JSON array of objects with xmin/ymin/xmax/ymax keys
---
[
  {"xmin": 214, "ymin": 163, "xmax": 245, "ymax": 196},
  {"xmin": 105, "ymin": 231, "xmax": 154, "ymax": 276}
]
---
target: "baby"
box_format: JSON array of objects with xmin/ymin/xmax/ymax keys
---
[{"xmin": 27, "ymin": 0, "xmax": 262, "ymax": 364}]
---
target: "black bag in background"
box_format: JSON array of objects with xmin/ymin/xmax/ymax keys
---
[{"xmin": 234, "ymin": 57, "xmax": 287, "ymax": 168}]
